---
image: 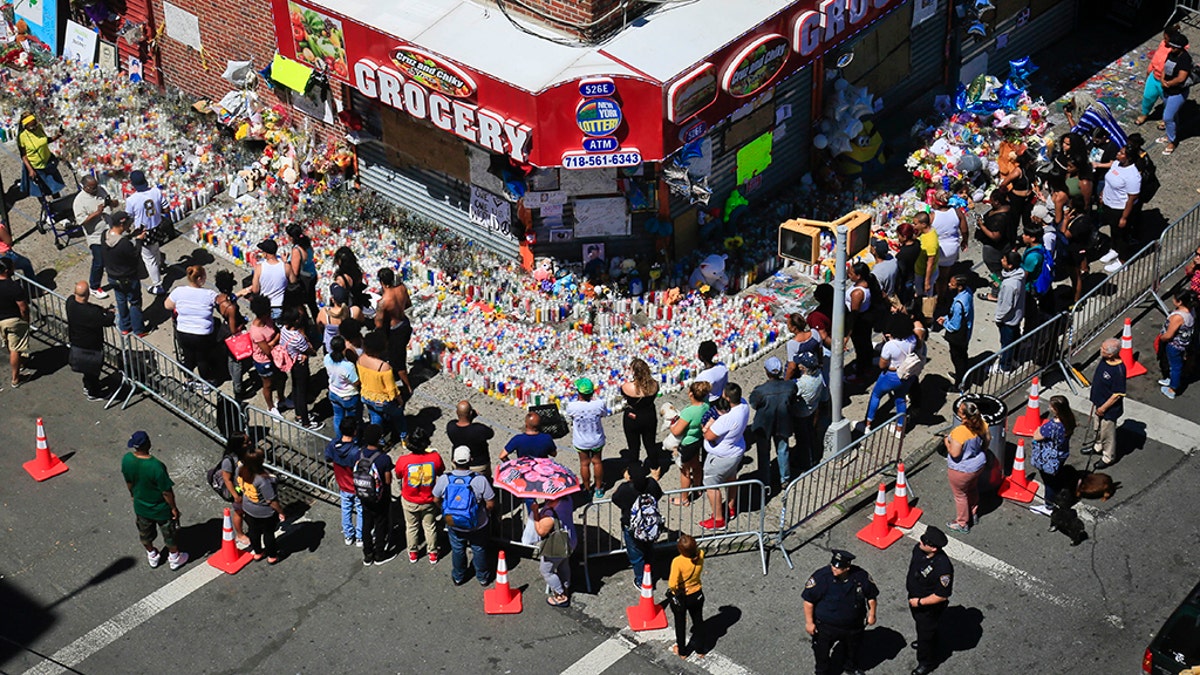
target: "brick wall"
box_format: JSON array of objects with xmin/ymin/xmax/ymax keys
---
[
  {"xmin": 495, "ymin": 0, "xmax": 646, "ymax": 41},
  {"xmin": 148, "ymin": 0, "xmax": 341, "ymax": 141}
]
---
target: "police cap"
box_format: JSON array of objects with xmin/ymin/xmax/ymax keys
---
[{"xmin": 830, "ymin": 549, "xmax": 855, "ymax": 569}]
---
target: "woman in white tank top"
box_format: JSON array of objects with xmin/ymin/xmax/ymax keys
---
[{"xmin": 243, "ymin": 239, "xmax": 291, "ymax": 318}]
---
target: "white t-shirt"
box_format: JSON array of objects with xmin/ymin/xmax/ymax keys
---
[
  {"xmin": 932, "ymin": 208, "xmax": 961, "ymax": 266},
  {"xmin": 258, "ymin": 259, "xmax": 289, "ymax": 308},
  {"xmin": 704, "ymin": 402, "xmax": 750, "ymax": 457},
  {"xmin": 125, "ymin": 187, "xmax": 168, "ymax": 231},
  {"xmin": 881, "ymin": 335, "xmax": 917, "ymax": 370},
  {"xmin": 696, "ymin": 362, "xmax": 729, "ymax": 401},
  {"xmin": 168, "ymin": 286, "xmax": 218, "ymax": 335},
  {"xmin": 1102, "ymin": 163, "xmax": 1142, "ymax": 210}
]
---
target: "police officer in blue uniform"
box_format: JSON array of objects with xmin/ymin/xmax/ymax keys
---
[
  {"xmin": 802, "ymin": 549, "xmax": 878, "ymax": 675},
  {"xmin": 906, "ymin": 526, "xmax": 954, "ymax": 675}
]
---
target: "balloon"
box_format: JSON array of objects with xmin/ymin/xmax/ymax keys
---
[
  {"xmin": 967, "ymin": 21, "xmax": 987, "ymax": 38},
  {"xmin": 845, "ymin": 119, "xmax": 864, "ymax": 137},
  {"xmin": 957, "ymin": 154, "xmax": 983, "ymax": 174},
  {"xmin": 1009, "ymin": 57, "xmax": 1038, "ymax": 84},
  {"xmin": 833, "ymin": 77, "xmax": 850, "ymax": 91},
  {"xmin": 813, "ymin": 134, "xmax": 829, "ymax": 150},
  {"xmin": 973, "ymin": 0, "xmax": 995, "ymax": 15}
]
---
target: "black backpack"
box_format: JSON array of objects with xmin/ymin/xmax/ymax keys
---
[
  {"xmin": 353, "ymin": 450, "xmax": 383, "ymax": 502},
  {"xmin": 205, "ymin": 453, "xmax": 236, "ymax": 502}
]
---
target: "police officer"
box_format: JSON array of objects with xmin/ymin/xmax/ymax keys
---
[
  {"xmin": 802, "ymin": 549, "xmax": 878, "ymax": 675},
  {"xmin": 906, "ymin": 526, "xmax": 953, "ymax": 675}
]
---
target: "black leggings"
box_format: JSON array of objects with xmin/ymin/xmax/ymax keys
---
[
  {"xmin": 290, "ymin": 358, "xmax": 313, "ymax": 424},
  {"xmin": 850, "ymin": 313, "xmax": 874, "ymax": 376},
  {"xmin": 671, "ymin": 589, "xmax": 705, "ymax": 655},
  {"xmin": 177, "ymin": 330, "xmax": 214, "ymax": 380},
  {"xmin": 244, "ymin": 512, "xmax": 278, "ymax": 558},
  {"xmin": 623, "ymin": 413, "xmax": 657, "ymax": 464}
]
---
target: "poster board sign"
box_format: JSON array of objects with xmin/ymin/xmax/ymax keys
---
[
  {"xmin": 163, "ymin": 1, "xmax": 203, "ymax": 51},
  {"xmin": 572, "ymin": 196, "xmax": 629, "ymax": 238},
  {"xmin": 62, "ymin": 21, "xmax": 98, "ymax": 64},
  {"xmin": 469, "ymin": 186, "xmax": 516, "ymax": 240}
]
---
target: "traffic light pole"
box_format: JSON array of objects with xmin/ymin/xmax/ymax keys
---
[{"xmin": 825, "ymin": 224, "xmax": 852, "ymax": 457}]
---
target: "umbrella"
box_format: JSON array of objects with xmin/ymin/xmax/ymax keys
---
[{"xmin": 493, "ymin": 456, "xmax": 581, "ymax": 500}]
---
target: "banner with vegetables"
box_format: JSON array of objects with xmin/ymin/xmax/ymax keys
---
[{"xmin": 287, "ymin": 1, "xmax": 347, "ymax": 80}]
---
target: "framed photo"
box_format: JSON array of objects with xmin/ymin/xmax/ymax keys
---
[
  {"xmin": 549, "ymin": 228, "xmax": 573, "ymax": 243},
  {"xmin": 97, "ymin": 40, "xmax": 118, "ymax": 72}
]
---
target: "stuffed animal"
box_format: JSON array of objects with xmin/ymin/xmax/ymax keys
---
[
  {"xmin": 532, "ymin": 258, "xmax": 554, "ymax": 285},
  {"xmin": 689, "ymin": 254, "xmax": 729, "ymax": 294}
]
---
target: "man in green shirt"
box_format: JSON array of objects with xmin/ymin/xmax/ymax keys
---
[{"xmin": 121, "ymin": 431, "xmax": 188, "ymax": 570}]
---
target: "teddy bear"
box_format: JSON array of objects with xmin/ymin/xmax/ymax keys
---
[
  {"xmin": 532, "ymin": 257, "xmax": 554, "ymax": 290},
  {"xmin": 689, "ymin": 254, "xmax": 729, "ymax": 295}
]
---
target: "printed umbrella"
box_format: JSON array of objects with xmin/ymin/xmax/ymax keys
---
[{"xmin": 493, "ymin": 456, "xmax": 581, "ymax": 500}]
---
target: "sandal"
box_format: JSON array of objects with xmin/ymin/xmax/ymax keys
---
[
  {"xmin": 267, "ymin": 557, "xmax": 280, "ymax": 565},
  {"xmin": 1134, "ymin": 115, "xmax": 1146, "ymax": 126},
  {"xmin": 976, "ymin": 291, "xmax": 998, "ymax": 302},
  {"xmin": 1156, "ymin": 136, "xmax": 1170, "ymax": 145},
  {"xmin": 546, "ymin": 595, "xmax": 570, "ymax": 608},
  {"xmin": 252, "ymin": 553, "xmax": 265, "ymax": 561},
  {"xmin": 1157, "ymin": 121, "xmax": 1166, "ymax": 130},
  {"xmin": 670, "ymin": 498, "xmax": 691, "ymax": 506},
  {"xmin": 1163, "ymin": 144, "xmax": 1176, "ymax": 156}
]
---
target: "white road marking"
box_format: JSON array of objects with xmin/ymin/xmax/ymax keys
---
[
  {"xmin": 1047, "ymin": 385, "xmax": 1200, "ymax": 453},
  {"xmin": 559, "ymin": 635, "xmax": 634, "ymax": 675},
  {"xmin": 615, "ymin": 627, "xmax": 759, "ymax": 674},
  {"xmin": 905, "ymin": 522, "xmax": 1080, "ymax": 608},
  {"xmin": 23, "ymin": 563, "xmax": 222, "ymax": 675}
]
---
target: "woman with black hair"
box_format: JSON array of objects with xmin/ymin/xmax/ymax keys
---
[
  {"xmin": 214, "ymin": 270, "xmax": 250, "ymax": 398},
  {"xmin": 280, "ymin": 307, "xmax": 321, "ymax": 430},
  {"xmin": 976, "ymin": 190, "xmax": 1014, "ymax": 302},
  {"xmin": 332, "ymin": 247, "xmax": 370, "ymax": 311},
  {"xmin": 248, "ymin": 294, "xmax": 282, "ymax": 415},
  {"xmin": 846, "ymin": 261, "xmax": 880, "ymax": 381},
  {"xmin": 286, "ymin": 224, "xmax": 319, "ymax": 319}
]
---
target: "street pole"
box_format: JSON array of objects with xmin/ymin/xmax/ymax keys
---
[
  {"xmin": 0, "ymin": 164, "xmax": 8, "ymax": 233},
  {"xmin": 825, "ymin": 224, "xmax": 852, "ymax": 457}
]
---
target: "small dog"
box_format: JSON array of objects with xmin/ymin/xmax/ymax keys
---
[
  {"xmin": 1048, "ymin": 490, "xmax": 1088, "ymax": 546},
  {"xmin": 1076, "ymin": 472, "xmax": 1119, "ymax": 501},
  {"xmin": 659, "ymin": 402, "xmax": 682, "ymax": 451}
]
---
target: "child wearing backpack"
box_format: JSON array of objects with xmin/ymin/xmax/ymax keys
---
[
  {"xmin": 611, "ymin": 463, "xmax": 664, "ymax": 587},
  {"xmin": 564, "ymin": 377, "xmax": 611, "ymax": 499},
  {"xmin": 354, "ymin": 424, "xmax": 395, "ymax": 566},
  {"xmin": 1021, "ymin": 228, "xmax": 1056, "ymax": 330}
]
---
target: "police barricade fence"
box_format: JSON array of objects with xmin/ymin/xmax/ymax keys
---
[
  {"xmin": 244, "ymin": 404, "xmax": 338, "ymax": 499},
  {"xmin": 1153, "ymin": 199, "xmax": 1200, "ymax": 287},
  {"xmin": 579, "ymin": 477, "xmax": 769, "ymax": 592},
  {"xmin": 1065, "ymin": 240, "xmax": 1159, "ymax": 360},
  {"xmin": 958, "ymin": 311, "xmax": 1073, "ymax": 403},
  {"xmin": 16, "ymin": 273, "xmax": 127, "ymax": 407},
  {"xmin": 776, "ymin": 414, "xmax": 905, "ymax": 570}
]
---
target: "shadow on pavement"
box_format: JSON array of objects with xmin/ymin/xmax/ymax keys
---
[
  {"xmin": 859, "ymin": 625, "xmax": 908, "ymax": 670},
  {"xmin": 937, "ymin": 605, "xmax": 984, "ymax": 664},
  {"xmin": 698, "ymin": 604, "xmax": 741, "ymax": 656},
  {"xmin": 177, "ymin": 517, "xmax": 222, "ymax": 559}
]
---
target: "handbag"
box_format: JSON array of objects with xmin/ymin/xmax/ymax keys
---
[
  {"xmin": 532, "ymin": 513, "xmax": 571, "ymax": 559},
  {"xmin": 271, "ymin": 343, "xmax": 295, "ymax": 373},
  {"xmin": 224, "ymin": 331, "xmax": 253, "ymax": 360}
]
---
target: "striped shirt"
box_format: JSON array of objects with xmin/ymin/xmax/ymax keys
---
[{"xmin": 279, "ymin": 326, "xmax": 310, "ymax": 362}]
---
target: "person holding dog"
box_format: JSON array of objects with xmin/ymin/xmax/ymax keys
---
[{"xmin": 1030, "ymin": 395, "xmax": 1077, "ymax": 516}]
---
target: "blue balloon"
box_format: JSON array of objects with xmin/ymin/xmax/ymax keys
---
[{"xmin": 967, "ymin": 21, "xmax": 987, "ymax": 38}]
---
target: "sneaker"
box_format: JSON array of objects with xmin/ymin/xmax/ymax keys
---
[
  {"xmin": 1029, "ymin": 503, "xmax": 1054, "ymax": 517},
  {"xmin": 409, "ymin": 551, "xmax": 420, "ymax": 564},
  {"xmin": 121, "ymin": 329, "xmax": 132, "ymax": 336},
  {"xmin": 345, "ymin": 537, "xmax": 355, "ymax": 546},
  {"xmin": 363, "ymin": 558, "xmax": 373, "ymax": 566},
  {"xmin": 168, "ymin": 551, "xmax": 189, "ymax": 571},
  {"xmin": 1099, "ymin": 249, "xmax": 1120, "ymax": 264},
  {"xmin": 478, "ymin": 573, "xmax": 495, "ymax": 587},
  {"xmin": 946, "ymin": 521, "xmax": 970, "ymax": 534},
  {"xmin": 268, "ymin": 407, "xmax": 282, "ymax": 418},
  {"xmin": 428, "ymin": 551, "xmax": 439, "ymax": 565},
  {"xmin": 374, "ymin": 552, "xmax": 398, "ymax": 566},
  {"xmin": 1158, "ymin": 378, "xmax": 1172, "ymax": 386},
  {"xmin": 300, "ymin": 419, "xmax": 323, "ymax": 431},
  {"xmin": 135, "ymin": 331, "xmax": 150, "ymax": 338},
  {"xmin": 1094, "ymin": 459, "xmax": 1113, "ymax": 470},
  {"xmin": 1104, "ymin": 261, "xmax": 1123, "ymax": 273},
  {"xmin": 1161, "ymin": 386, "xmax": 1177, "ymax": 400},
  {"xmin": 699, "ymin": 517, "xmax": 725, "ymax": 529},
  {"xmin": 87, "ymin": 392, "xmax": 104, "ymax": 401},
  {"xmin": 147, "ymin": 549, "xmax": 162, "ymax": 568},
  {"xmin": 356, "ymin": 539, "xmax": 363, "ymax": 548},
  {"xmin": 593, "ymin": 488, "xmax": 605, "ymax": 499},
  {"xmin": 90, "ymin": 287, "xmax": 109, "ymax": 299}
]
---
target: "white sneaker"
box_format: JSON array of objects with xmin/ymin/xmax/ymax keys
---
[
  {"xmin": 1029, "ymin": 504, "xmax": 1054, "ymax": 517},
  {"xmin": 1099, "ymin": 249, "xmax": 1120, "ymax": 264},
  {"xmin": 1103, "ymin": 261, "xmax": 1123, "ymax": 273},
  {"xmin": 168, "ymin": 551, "xmax": 189, "ymax": 570},
  {"xmin": 147, "ymin": 548, "xmax": 162, "ymax": 568},
  {"xmin": 1158, "ymin": 378, "xmax": 1171, "ymax": 386},
  {"xmin": 90, "ymin": 287, "xmax": 109, "ymax": 299},
  {"xmin": 345, "ymin": 536, "xmax": 355, "ymax": 546},
  {"xmin": 268, "ymin": 407, "xmax": 282, "ymax": 418}
]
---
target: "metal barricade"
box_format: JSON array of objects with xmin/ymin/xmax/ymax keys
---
[
  {"xmin": 776, "ymin": 415, "xmax": 905, "ymax": 570},
  {"xmin": 1154, "ymin": 200, "xmax": 1200, "ymax": 289},
  {"xmin": 492, "ymin": 489, "xmax": 537, "ymax": 552},
  {"xmin": 244, "ymin": 405, "xmax": 338, "ymax": 499},
  {"xmin": 959, "ymin": 311, "xmax": 1073, "ymax": 401},
  {"xmin": 122, "ymin": 333, "xmax": 245, "ymax": 444},
  {"xmin": 580, "ymin": 477, "xmax": 769, "ymax": 592},
  {"xmin": 1066, "ymin": 241, "xmax": 1159, "ymax": 359}
]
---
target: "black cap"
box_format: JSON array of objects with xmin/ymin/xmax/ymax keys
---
[
  {"xmin": 921, "ymin": 526, "xmax": 948, "ymax": 549},
  {"xmin": 830, "ymin": 549, "xmax": 855, "ymax": 569},
  {"xmin": 257, "ymin": 239, "xmax": 279, "ymax": 255}
]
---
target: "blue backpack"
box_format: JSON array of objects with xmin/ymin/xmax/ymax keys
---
[
  {"xmin": 1030, "ymin": 246, "xmax": 1054, "ymax": 295},
  {"xmin": 443, "ymin": 473, "xmax": 481, "ymax": 529}
]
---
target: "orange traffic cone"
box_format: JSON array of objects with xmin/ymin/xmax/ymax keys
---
[
  {"xmin": 207, "ymin": 507, "xmax": 253, "ymax": 574},
  {"xmin": 23, "ymin": 417, "xmax": 69, "ymax": 481},
  {"xmin": 483, "ymin": 550, "xmax": 523, "ymax": 614},
  {"xmin": 856, "ymin": 483, "xmax": 903, "ymax": 550},
  {"xmin": 886, "ymin": 463, "xmax": 923, "ymax": 528},
  {"xmin": 626, "ymin": 564, "xmax": 668, "ymax": 631},
  {"xmin": 1012, "ymin": 377, "xmax": 1043, "ymax": 437},
  {"xmin": 998, "ymin": 439, "xmax": 1041, "ymax": 503},
  {"xmin": 1119, "ymin": 318, "xmax": 1147, "ymax": 378}
]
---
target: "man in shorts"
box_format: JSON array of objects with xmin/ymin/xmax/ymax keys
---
[
  {"xmin": 565, "ymin": 377, "xmax": 610, "ymax": 498},
  {"xmin": 700, "ymin": 383, "xmax": 750, "ymax": 529},
  {"xmin": 0, "ymin": 258, "xmax": 31, "ymax": 388},
  {"xmin": 121, "ymin": 430, "xmax": 188, "ymax": 570}
]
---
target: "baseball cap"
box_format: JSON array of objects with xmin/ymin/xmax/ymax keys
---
[
  {"xmin": 330, "ymin": 283, "xmax": 349, "ymax": 305},
  {"xmin": 1030, "ymin": 204, "xmax": 1053, "ymax": 224},
  {"xmin": 110, "ymin": 210, "xmax": 132, "ymax": 226},
  {"xmin": 129, "ymin": 170, "xmax": 150, "ymax": 191},
  {"xmin": 830, "ymin": 549, "xmax": 856, "ymax": 569},
  {"xmin": 796, "ymin": 351, "xmax": 819, "ymax": 370},
  {"xmin": 257, "ymin": 239, "xmax": 279, "ymax": 255},
  {"xmin": 452, "ymin": 445, "xmax": 472, "ymax": 465},
  {"xmin": 127, "ymin": 430, "xmax": 150, "ymax": 448},
  {"xmin": 1167, "ymin": 28, "xmax": 1189, "ymax": 49},
  {"xmin": 764, "ymin": 356, "xmax": 783, "ymax": 375},
  {"xmin": 575, "ymin": 377, "xmax": 595, "ymax": 395},
  {"xmin": 921, "ymin": 526, "xmax": 949, "ymax": 549}
]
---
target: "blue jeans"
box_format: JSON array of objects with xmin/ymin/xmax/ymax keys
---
[
  {"xmin": 775, "ymin": 436, "xmax": 792, "ymax": 484},
  {"xmin": 448, "ymin": 526, "xmax": 490, "ymax": 584},
  {"xmin": 1142, "ymin": 73, "xmax": 1164, "ymax": 116},
  {"xmin": 1, "ymin": 250, "xmax": 36, "ymax": 280},
  {"xmin": 1164, "ymin": 92, "xmax": 1185, "ymax": 144},
  {"xmin": 1167, "ymin": 342, "xmax": 1185, "ymax": 391},
  {"xmin": 328, "ymin": 391, "xmax": 361, "ymax": 436},
  {"xmin": 866, "ymin": 370, "xmax": 910, "ymax": 428},
  {"xmin": 88, "ymin": 244, "xmax": 105, "ymax": 290},
  {"xmin": 111, "ymin": 279, "xmax": 144, "ymax": 334},
  {"xmin": 339, "ymin": 490, "xmax": 363, "ymax": 540},
  {"xmin": 623, "ymin": 527, "xmax": 654, "ymax": 586},
  {"xmin": 365, "ymin": 398, "xmax": 407, "ymax": 441},
  {"xmin": 998, "ymin": 323, "xmax": 1021, "ymax": 371}
]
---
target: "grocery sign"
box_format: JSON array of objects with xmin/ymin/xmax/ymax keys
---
[
  {"xmin": 721, "ymin": 34, "xmax": 790, "ymax": 98},
  {"xmin": 390, "ymin": 47, "xmax": 476, "ymax": 98}
]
